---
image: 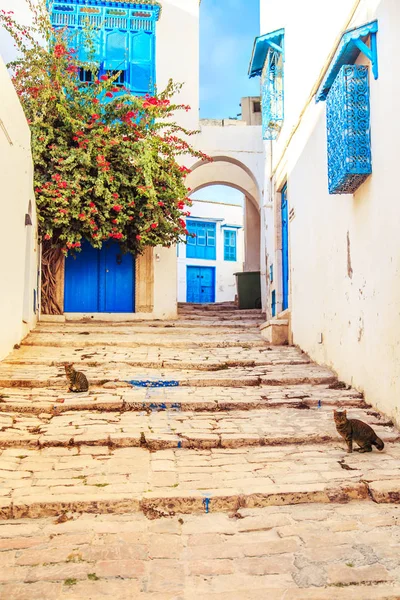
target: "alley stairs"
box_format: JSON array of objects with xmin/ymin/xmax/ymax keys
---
[{"xmin": 0, "ymin": 304, "xmax": 400, "ymax": 598}]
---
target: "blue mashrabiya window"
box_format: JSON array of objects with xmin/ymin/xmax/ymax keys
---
[
  {"xmin": 186, "ymin": 220, "xmax": 216, "ymax": 260},
  {"xmin": 224, "ymin": 230, "xmax": 237, "ymax": 261}
]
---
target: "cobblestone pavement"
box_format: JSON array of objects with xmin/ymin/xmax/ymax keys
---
[{"xmin": 0, "ymin": 304, "xmax": 400, "ymax": 598}]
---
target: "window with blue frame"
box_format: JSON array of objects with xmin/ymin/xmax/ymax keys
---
[
  {"xmin": 186, "ymin": 221, "xmax": 216, "ymax": 260},
  {"xmin": 224, "ymin": 230, "xmax": 237, "ymax": 262},
  {"xmin": 249, "ymin": 28, "xmax": 284, "ymax": 141},
  {"xmin": 49, "ymin": 1, "xmax": 159, "ymax": 95}
]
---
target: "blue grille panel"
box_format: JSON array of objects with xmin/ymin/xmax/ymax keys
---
[
  {"xmin": 326, "ymin": 65, "xmax": 372, "ymax": 194},
  {"xmin": 261, "ymin": 48, "xmax": 284, "ymax": 140}
]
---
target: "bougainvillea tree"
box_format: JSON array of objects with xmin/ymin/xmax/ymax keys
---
[{"xmin": 1, "ymin": 0, "xmax": 209, "ymax": 313}]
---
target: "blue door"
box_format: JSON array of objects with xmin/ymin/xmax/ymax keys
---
[
  {"xmin": 281, "ymin": 185, "xmax": 289, "ymax": 311},
  {"xmin": 187, "ymin": 266, "xmax": 215, "ymax": 303},
  {"xmin": 64, "ymin": 241, "xmax": 135, "ymax": 312}
]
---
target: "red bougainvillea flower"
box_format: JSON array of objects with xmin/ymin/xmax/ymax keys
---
[
  {"xmin": 91, "ymin": 113, "xmax": 100, "ymax": 120},
  {"xmin": 59, "ymin": 208, "xmax": 67, "ymax": 214},
  {"xmin": 44, "ymin": 233, "xmax": 51, "ymax": 240},
  {"xmin": 112, "ymin": 192, "xmax": 119, "ymax": 199},
  {"xmin": 89, "ymin": 202, "xmax": 96, "ymax": 208},
  {"xmin": 100, "ymin": 75, "xmax": 108, "ymax": 81},
  {"xmin": 139, "ymin": 212, "xmax": 144, "ymax": 217},
  {"xmin": 112, "ymin": 87, "xmax": 119, "ymax": 93},
  {"xmin": 136, "ymin": 235, "xmax": 141, "ymax": 240},
  {"xmin": 54, "ymin": 44, "xmax": 67, "ymax": 58},
  {"xmin": 112, "ymin": 219, "xmax": 118, "ymax": 224},
  {"xmin": 105, "ymin": 92, "xmax": 113, "ymax": 98},
  {"xmin": 157, "ymin": 201, "xmax": 164, "ymax": 207},
  {"xmin": 112, "ymin": 205, "xmax": 122, "ymax": 212},
  {"xmin": 92, "ymin": 98, "xmax": 99, "ymax": 104},
  {"xmin": 112, "ymin": 232, "xmax": 123, "ymax": 239},
  {"xmin": 151, "ymin": 223, "xmax": 158, "ymax": 229}
]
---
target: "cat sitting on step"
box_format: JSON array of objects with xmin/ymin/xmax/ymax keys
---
[
  {"xmin": 333, "ymin": 410, "xmax": 384, "ymax": 453},
  {"xmin": 64, "ymin": 363, "xmax": 89, "ymax": 393}
]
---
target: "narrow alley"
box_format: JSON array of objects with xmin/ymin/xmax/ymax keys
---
[{"xmin": 0, "ymin": 305, "xmax": 399, "ymax": 598}]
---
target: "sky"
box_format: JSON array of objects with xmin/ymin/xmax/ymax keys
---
[{"xmin": 199, "ymin": 0, "xmax": 260, "ymax": 120}]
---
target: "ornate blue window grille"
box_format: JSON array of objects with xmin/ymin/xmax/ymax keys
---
[
  {"xmin": 48, "ymin": 0, "xmax": 160, "ymax": 95},
  {"xmin": 261, "ymin": 48, "xmax": 284, "ymax": 140},
  {"xmin": 248, "ymin": 28, "xmax": 284, "ymax": 140},
  {"xmin": 326, "ymin": 65, "xmax": 372, "ymax": 194}
]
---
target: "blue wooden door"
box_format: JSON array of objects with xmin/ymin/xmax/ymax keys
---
[
  {"xmin": 64, "ymin": 241, "xmax": 135, "ymax": 312},
  {"xmin": 186, "ymin": 266, "xmax": 215, "ymax": 303},
  {"xmin": 103, "ymin": 242, "xmax": 135, "ymax": 312},
  {"xmin": 281, "ymin": 185, "xmax": 289, "ymax": 311}
]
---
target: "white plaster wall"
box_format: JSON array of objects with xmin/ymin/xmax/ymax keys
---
[
  {"xmin": 260, "ymin": 0, "xmax": 357, "ymax": 173},
  {"xmin": 192, "ymin": 124, "xmax": 264, "ymax": 205},
  {"xmin": 244, "ymin": 199, "xmax": 261, "ymax": 272},
  {"xmin": 0, "ymin": 57, "xmax": 37, "ymax": 360},
  {"xmin": 153, "ymin": 0, "xmax": 200, "ymax": 316},
  {"xmin": 268, "ymin": 0, "xmax": 400, "ymax": 424},
  {"xmin": 153, "ymin": 246, "xmax": 178, "ymax": 318},
  {"xmin": 157, "ymin": 0, "xmax": 200, "ymax": 131},
  {"xmin": 177, "ymin": 199, "xmax": 244, "ymax": 303}
]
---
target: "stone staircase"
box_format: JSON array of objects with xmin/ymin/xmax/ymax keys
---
[{"xmin": 0, "ymin": 304, "xmax": 400, "ymax": 598}]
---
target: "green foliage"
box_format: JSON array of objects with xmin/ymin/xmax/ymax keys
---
[{"xmin": 1, "ymin": 0, "xmax": 210, "ymax": 256}]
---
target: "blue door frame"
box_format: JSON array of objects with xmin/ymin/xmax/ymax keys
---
[
  {"xmin": 281, "ymin": 185, "xmax": 289, "ymax": 311},
  {"xmin": 186, "ymin": 266, "xmax": 215, "ymax": 303},
  {"xmin": 64, "ymin": 241, "xmax": 135, "ymax": 313}
]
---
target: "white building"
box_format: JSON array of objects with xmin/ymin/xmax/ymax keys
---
[
  {"xmin": 253, "ymin": 0, "xmax": 400, "ymax": 424},
  {"xmin": 0, "ymin": 57, "xmax": 38, "ymax": 359},
  {"xmin": 177, "ymin": 196, "xmax": 244, "ymax": 303}
]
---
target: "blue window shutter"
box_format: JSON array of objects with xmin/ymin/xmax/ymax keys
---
[
  {"xmin": 78, "ymin": 30, "xmax": 101, "ymax": 63},
  {"xmin": 186, "ymin": 221, "xmax": 216, "ymax": 260},
  {"xmin": 224, "ymin": 230, "xmax": 237, "ymax": 261},
  {"xmin": 104, "ymin": 31, "xmax": 129, "ymax": 70},
  {"xmin": 130, "ymin": 32, "xmax": 153, "ymax": 94}
]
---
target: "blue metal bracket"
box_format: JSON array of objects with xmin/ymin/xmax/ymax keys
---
[
  {"xmin": 202, "ymin": 497, "xmax": 211, "ymax": 513},
  {"xmin": 316, "ymin": 20, "xmax": 378, "ymax": 101},
  {"xmin": 354, "ymin": 33, "xmax": 378, "ymax": 79}
]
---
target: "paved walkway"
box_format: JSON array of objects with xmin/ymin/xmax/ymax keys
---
[{"xmin": 0, "ymin": 304, "xmax": 399, "ymax": 598}]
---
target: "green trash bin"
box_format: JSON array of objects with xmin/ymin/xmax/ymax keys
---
[{"xmin": 234, "ymin": 271, "xmax": 262, "ymax": 310}]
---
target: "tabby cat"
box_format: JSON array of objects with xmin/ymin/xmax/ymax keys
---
[
  {"xmin": 333, "ymin": 410, "xmax": 384, "ymax": 453},
  {"xmin": 64, "ymin": 363, "xmax": 89, "ymax": 393}
]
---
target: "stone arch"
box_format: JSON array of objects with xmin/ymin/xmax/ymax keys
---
[
  {"xmin": 186, "ymin": 156, "xmax": 261, "ymax": 273},
  {"xmin": 187, "ymin": 155, "xmax": 261, "ymax": 211}
]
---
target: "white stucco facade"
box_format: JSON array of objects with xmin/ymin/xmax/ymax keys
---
[
  {"xmin": 177, "ymin": 199, "xmax": 244, "ymax": 303},
  {"xmin": 258, "ymin": 0, "xmax": 400, "ymax": 424},
  {"xmin": 0, "ymin": 57, "xmax": 38, "ymax": 360}
]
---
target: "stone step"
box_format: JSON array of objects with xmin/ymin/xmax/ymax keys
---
[
  {"xmin": 0, "ymin": 406, "xmax": 396, "ymax": 450},
  {"xmin": 0, "ymin": 363, "xmax": 336, "ymax": 389},
  {"xmin": 35, "ymin": 321, "xmax": 262, "ymax": 331},
  {"xmin": 0, "ymin": 384, "xmax": 365, "ymax": 414},
  {"xmin": 21, "ymin": 333, "xmax": 267, "ymax": 349},
  {"xmin": 179, "ymin": 307, "xmax": 262, "ymax": 315},
  {"xmin": 1, "ymin": 504, "xmax": 400, "ymax": 598},
  {"xmin": 3, "ymin": 344, "xmax": 311, "ymax": 371},
  {"xmin": 1, "ymin": 444, "xmax": 400, "ymax": 520}
]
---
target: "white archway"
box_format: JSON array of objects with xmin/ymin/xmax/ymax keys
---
[{"xmin": 186, "ymin": 156, "xmax": 261, "ymax": 272}]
